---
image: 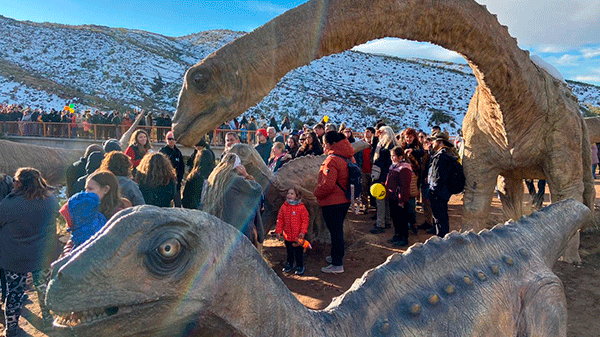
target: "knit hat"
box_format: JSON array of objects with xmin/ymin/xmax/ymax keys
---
[
  {"xmin": 103, "ymin": 139, "xmax": 122, "ymax": 153},
  {"xmin": 256, "ymin": 128, "xmax": 268, "ymax": 138}
]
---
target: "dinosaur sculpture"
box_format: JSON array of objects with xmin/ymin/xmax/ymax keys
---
[
  {"xmin": 0, "ymin": 139, "xmax": 82, "ymax": 185},
  {"xmin": 45, "ymin": 199, "xmax": 589, "ymax": 336},
  {"xmin": 172, "ymin": 0, "xmax": 594, "ymax": 263},
  {"xmin": 229, "ymin": 142, "xmax": 368, "ymax": 242}
]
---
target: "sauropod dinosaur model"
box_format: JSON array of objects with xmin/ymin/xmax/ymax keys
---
[
  {"xmin": 0, "ymin": 139, "xmax": 82, "ymax": 185},
  {"xmin": 46, "ymin": 199, "xmax": 589, "ymax": 336},
  {"xmin": 172, "ymin": 0, "xmax": 594, "ymax": 263},
  {"xmin": 0, "ymin": 112, "xmax": 145, "ymax": 185},
  {"xmin": 229, "ymin": 141, "xmax": 369, "ymax": 241}
]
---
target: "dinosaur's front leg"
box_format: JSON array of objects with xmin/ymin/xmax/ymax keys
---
[
  {"xmin": 544, "ymin": 132, "xmax": 586, "ymax": 264},
  {"xmin": 461, "ymin": 155, "xmax": 500, "ymax": 232},
  {"xmin": 496, "ymin": 174, "xmax": 525, "ymax": 221}
]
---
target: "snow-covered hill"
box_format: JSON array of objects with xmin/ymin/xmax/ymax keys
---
[{"xmin": 1, "ymin": 15, "xmax": 599, "ymax": 133}]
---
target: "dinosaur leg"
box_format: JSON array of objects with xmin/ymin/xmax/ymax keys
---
[
  {"xmin": 462, "ymin": 160, "xmax": 499, "ymax": 232},
  {"xmin": 496, "ymin": 174, "xmax": 525, "ymax": 220},
  {"xmin": 518, "ymin": 276, "xmax": 567, "ymax": 337},
  {"xmin": 544, "ymin": 139, "xmax": 585, "ymax": 264}
]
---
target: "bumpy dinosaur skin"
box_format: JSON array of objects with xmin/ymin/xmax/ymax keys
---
[
  {"xmin": 173, "ymin": 0, "xmax": 594, "ymax": 263},
  {"xmin": 46, "ymin": 199, "xmax": 589, "ymax": 337}
]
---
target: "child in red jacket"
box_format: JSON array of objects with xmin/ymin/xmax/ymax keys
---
[{"xmin": 275, "ymin": 187, "xmax": 310, "ymax": 275}]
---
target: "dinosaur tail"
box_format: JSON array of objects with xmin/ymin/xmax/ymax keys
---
[{"xmin": 507, "ymin": 199, "xmax": 590, "ymax": 268}]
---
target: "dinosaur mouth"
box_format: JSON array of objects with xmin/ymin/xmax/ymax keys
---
[{"xmin": 53, "ymin": 305, "xmax": 125, "ymax": 327}]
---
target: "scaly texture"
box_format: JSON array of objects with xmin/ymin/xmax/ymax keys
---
[{"xmin": 46, "ymin": 199, "xmax": 590, "ymax": 336}]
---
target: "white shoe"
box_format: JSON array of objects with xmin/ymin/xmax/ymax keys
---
[
  {"xmin": 321, "ymin": 264, "xmax": 344, "ymax": 274},
  {"xmin": 325, "ymin": 256, "xmax": 332, "ymax": 264}
]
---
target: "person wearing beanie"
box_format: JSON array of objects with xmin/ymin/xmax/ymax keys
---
[
  {"xmin": 65, "ymin": 144, "xmax": 104, "ymax": 197},
  {"xmin": 254, "ymin": 128, "xmax": 272, "ymax": 164},
  {"xmin": 103, "ymin": 139, "xmax": 122, "ymax": 153}
]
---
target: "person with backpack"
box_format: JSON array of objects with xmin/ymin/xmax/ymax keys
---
[
  {"xmin": 427, "ymin": 131, "xmax": 463, "ymax": 237},
  {"xmin": 314, "ymin": 131, "xmax": 354, "ymax": 274}
]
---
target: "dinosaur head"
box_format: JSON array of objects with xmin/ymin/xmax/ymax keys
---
[
  {"xmin": 173, "ymin": 53, "xmax": 247, "ymax": 147},
  {"xmin": 46, "ymin": 206, "xmax": 256, "ymax": 337},
  {"xmin": 228, "ymin": 143, "xmax": 275, "ymax": 190}
]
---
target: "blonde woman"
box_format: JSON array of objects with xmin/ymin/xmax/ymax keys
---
[
  {"xmin": 202, "ymin": 153, "xmax": 263, "ymax": 244},
  {"xmin": 370, "ymin": 125, "xmax": 397, "ymax": 234}
]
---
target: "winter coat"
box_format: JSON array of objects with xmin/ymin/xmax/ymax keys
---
[
  {"xmin": 181, "ymin": 173, "xmax": 205, "ymax": 209},
  {"xmin": 71, "ymin": 151, "xmax": 105, "ymax": 195},
  {"xmin": 66, "ymin": 156, "xmax": 87, "ymax": 197},
  {"xmin": 314, "ymin": 139, "xmax": 354, "ymax": 206},
  {"xmin": 186, "ymin": 148, "xmax": 216, "ymax": 175},
  {"xmin": 254, "ymin": 140, "xmax": 273, "ymax": 164},
  {"xmin": 160, "ymin": 145, "xmax": 185, "ymax": 184},
  {"xmin": 139, "ymin": 181, "xmax": 176, "ymax": 207},
  {"xmin": 117, "ymin": 176, "xmax": 145, "ymax": 206},
  {"xmin": 0, "ymin": 192, "xmax": 59, "ymax": 273},
  {"xmin": 385, "ymin": 162, "xmax": 413, "ymax": 205},
  {"xmin": 59, "ymin": 192, "xmax": 107, "ymax": 248},
  {"xmin": 372, "ymin": 144, "xmax": 393, "ymax": 184},
  {"xmin": 125, "ymin": 145, "xmax": 147, "ymax": 169},
  {"xmin": 428, "ymin": 148, "xmax": 456, "ymax": 201},
  {"xmin": 275, "ymin": 201, "xmax": 309, "ymax": 242}
]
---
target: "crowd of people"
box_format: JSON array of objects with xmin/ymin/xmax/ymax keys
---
[
  {"xmin": 0, "ymin": 103, "xmax": 172, "ymax": 141},
  {"xmin": 0, "ymin": 111, "xmax": 467, "ymax": 336}
]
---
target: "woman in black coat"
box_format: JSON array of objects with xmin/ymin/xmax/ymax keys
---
[{"xmin": 0, "ymin": 168, "xmax": 59, "ymax": 334}]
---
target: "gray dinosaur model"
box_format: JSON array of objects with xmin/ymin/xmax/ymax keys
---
[{"xmin": 46, "ymin": 199, "xmax": 589, "ymax": 336}]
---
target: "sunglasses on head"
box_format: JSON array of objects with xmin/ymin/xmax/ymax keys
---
[{"xmin": 167, "ymin": 137, "xmax": 174, "ymax": 140}]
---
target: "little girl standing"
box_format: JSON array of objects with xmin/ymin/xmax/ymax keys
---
[{"xmin": 275, "ymin": 187, "xmax": 310, "ymax": 275}]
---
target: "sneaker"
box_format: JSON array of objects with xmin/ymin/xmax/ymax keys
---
[
  {"xmin": 370, "ymin": 226, "xmax": 385, "ymax": 234},
  {"xmin": 295, "ymin": 266, "xmax": 305, "ymax": 275},
  {"xmin": 325, "ymin": 256, "xmax": 332, "ymax": 264},
  {"xmin": 393, "ymin": 238, "xmax": 409, "ymax": 247},
  {"xmin": 282, "ymin": 263, "xmax": 294, "ymax": 273},
  {"xmin": 321, "ymin": 264, "xmax": 344, "ymax": 274}
]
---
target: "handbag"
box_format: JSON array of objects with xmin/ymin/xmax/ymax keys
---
[{"xmin": 371, "ymin": 165, "xmax": 381, "ymax": 181}]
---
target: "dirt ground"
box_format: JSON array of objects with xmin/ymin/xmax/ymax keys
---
[{"xmin": 4, "ymin": 183, "xmax": 600, "ymax": 336}]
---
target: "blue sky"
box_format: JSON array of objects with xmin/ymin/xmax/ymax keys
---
[{"xmin": 1, "ymin": 0, "xmax": 599, "ymax": 85}]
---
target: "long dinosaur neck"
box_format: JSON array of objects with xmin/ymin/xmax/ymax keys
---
[
  {"xmin": 217, "ymin": 0, "xmax": 542, "ymax": 139},
  {"xmin": 209, "ymin": 245, "xmax": 326, "ymax": 335}
]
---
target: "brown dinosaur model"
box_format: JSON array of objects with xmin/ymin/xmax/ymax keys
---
[
  {"xmin": 46, "ymin": 199, "xmax": 590, "ymax": 336},
  {"xmin": 0, "ymin": 139, "xmax": 82, "ymax": 185},
  {"xmin": 172, "ymin": 0, "xmax": 593, "ymax": 263},
  {"xmin": 229, "ymin": 142, "xmax": 368, "ymax": 241}
]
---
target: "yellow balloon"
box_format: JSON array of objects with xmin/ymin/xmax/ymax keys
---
[
  {"xmin": 370, "ymin": 183, "xmax": 386, "ymax": 200},
  {"xmin": 323, "ymin": 115, "xmax": 329, "ymax": 122}
]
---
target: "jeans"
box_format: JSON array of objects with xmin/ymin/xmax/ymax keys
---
[
  {"xmin": 322, "ymin": 203, "xmax": 350, "ymax": 266},
  {"xmin": 376, "ymin": 197, "xmax": 391, "ymax": 228},
  {"xmin": 430, "ymin": 194, "xmax": 449, "ymax": 237}
]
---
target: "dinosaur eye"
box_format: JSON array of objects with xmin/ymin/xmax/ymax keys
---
[
  {"xmin": 191, "ymin": 69, "xmax": 210, "ymax": 93},
  {"xmin": 158, "ymin": 239, "xmax": 181, "ymax": 259}
]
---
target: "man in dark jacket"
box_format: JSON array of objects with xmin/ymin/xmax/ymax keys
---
[
  {"xmin": 65, "ymin": 144, "xmax": 104, "ymax": 197},
  {"xmin": 160, "ymin": 131, "xmax": 184, "ymax": 207},
  {"xmin": 427, "ymin": 131, "xmax": 455, "ymax": 237}
]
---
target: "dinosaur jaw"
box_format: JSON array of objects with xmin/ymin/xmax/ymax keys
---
[{"xmin": 50, "ymin": 300, "xmax": 190, "ymax": 337}]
